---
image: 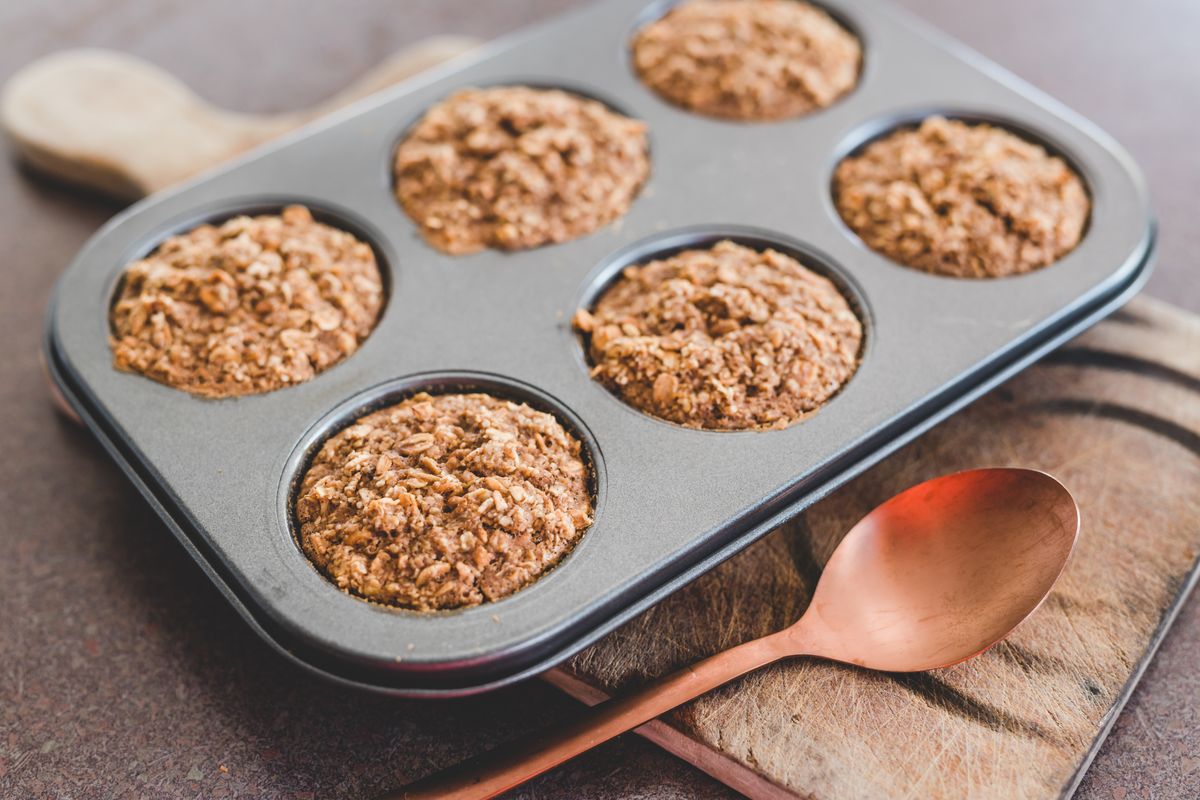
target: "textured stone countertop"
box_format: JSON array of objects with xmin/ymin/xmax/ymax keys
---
[{"xmin": 1, "ymin": 1, "xmax": 1196, "ymax": 797}]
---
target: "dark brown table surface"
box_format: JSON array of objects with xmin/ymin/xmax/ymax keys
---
[{"xmin": 1, "ymin": 1, "xmax": 1196, "ymax": 798}]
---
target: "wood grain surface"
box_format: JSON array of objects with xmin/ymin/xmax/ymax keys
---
[
  {"xmin": 1, "ymin": 1, "xmax": 1198, "ymax": 798},
  {"xmin": 552, "ymin": 295, "xmax": 1200, "ymax": 799}
]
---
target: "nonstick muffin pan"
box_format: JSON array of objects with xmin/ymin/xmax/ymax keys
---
[{"xmin": 44, "ymin": 0, "xmax": 1154, "ymax": 696}]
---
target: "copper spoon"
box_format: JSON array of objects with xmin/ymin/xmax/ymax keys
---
[{"xmin": 389, "ymin": 467, "xmax": 1079, "ymax": 800}]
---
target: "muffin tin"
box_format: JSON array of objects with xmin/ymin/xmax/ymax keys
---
[{"xmin": 44, "ymin": 0, "xmax": 1154, "ymax": 696}]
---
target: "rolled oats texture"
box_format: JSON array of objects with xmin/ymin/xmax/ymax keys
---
[
  {"xmin": 575, "ymin": 240, "xmax": 862, "ymax": 430},
  {"xmin": 295, "ymin": 392, "xmax": 594, "ymax": 611},
  {"xmin": 393, "ymin": 86, "xmax": 650, "ymax": 254},
  {"xmin": 109, "ymin": 205, "xmax": 383, "ymax": 397},
  {"xmin": 833, "ymin": 116, "xmax": 1090, "ymax": 278},
  {"xmin": 632, "ymin": 0, "xmax": 861, "ymax": 121}
]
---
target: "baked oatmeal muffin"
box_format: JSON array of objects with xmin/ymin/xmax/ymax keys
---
[
  {"xmin": 110, "ymin": 205, "xmax": 383, "ymax": 397},
  {"xmin": 295, "ymin": 392, "xmax": 593, "ymax": 611},
  {"xmin": 632, "ymin": 0, "xmax": 861, "ymax": 121},
  {"xmin": 393, "ymin": 86, "xmax": 650, "ymax": 254},
  {"xmin": 575, "ymin": 240, "xmax": 861, "ymax": 430},
  {"xmin": 833, "ymin": 116, "xmax": 1090, "ymax": 278}
]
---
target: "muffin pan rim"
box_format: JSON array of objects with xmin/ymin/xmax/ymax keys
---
[{"xmin": 44, "ymin": 0, "xmax": 1155, "ymax": 694}]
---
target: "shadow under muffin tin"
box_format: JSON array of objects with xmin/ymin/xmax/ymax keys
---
[{"xmin": 45, "ymin": 0, "xmax": 1153, "ymax": 696}]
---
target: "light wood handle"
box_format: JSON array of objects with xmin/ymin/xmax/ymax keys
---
[
  {"xmin": 390, "ymin": 631, "xmax": 793, "ymax": 800},
  {"xmin": 0, "ymin": 36, "xmax": 479, "ymax": 199}
]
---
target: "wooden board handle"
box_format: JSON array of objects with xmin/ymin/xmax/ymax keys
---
[{"xmin": 0, "ymin": 36, "xmax": 480, "ymax": 199}]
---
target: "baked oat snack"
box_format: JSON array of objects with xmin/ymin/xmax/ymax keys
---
[
  {"xmin": 575, "ymin": 240, "xmax": 861, "ymax": 430},
  {"xmin": 631, "ymin": 0, "xmax": 861, "ymax": 121},
  {"xmin": 833, "ymin": 116, "xmax": 1090, "ymax": 278},
  {"xmin": 295, "ymin": 392, "xmax": 593, "ymax": 611},
  {"xmin": 110, "ymin": 205, "xmax": 383, "ymax": 397},
  {"xmin": 393, "ymin": 86, "xmax": 650, "ymax": 254}
]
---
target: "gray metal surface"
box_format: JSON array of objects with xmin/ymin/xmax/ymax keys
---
[{"xmin": 44, "ymin": 0, "xmax": 1153, "ymax": 696}]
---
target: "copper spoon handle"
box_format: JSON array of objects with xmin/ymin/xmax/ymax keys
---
[{"xmin": 390, "ymin": 630, "xmax": 797, "ymax": 800}]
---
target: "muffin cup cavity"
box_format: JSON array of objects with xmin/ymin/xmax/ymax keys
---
[
  {"xmin": 629, "ymin": 0, "xmax": 863, "ymax": 121},
  {"xmin": 830, "ymin": 112, "xmax": 1093, "ymax": 279},
  {"xmin": 108, "ymin": 200, "xmax": 392, "ymax": 397},
  {"xmin": 391, "ymin": 84, "xmax": 651, "ymax": 255},
  {"xmin": 575, "ymin": 228, "xmax": 868, "ymax": 431},
  {"xmin": 282, "ymin": 373, "xmax": 605, "ymax": 613}
]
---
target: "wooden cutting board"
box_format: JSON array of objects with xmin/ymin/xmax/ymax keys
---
[{"xmin": 547, "ymin": 294, "xmax": 1200, "ymax": 799}]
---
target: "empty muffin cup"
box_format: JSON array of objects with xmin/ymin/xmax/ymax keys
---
[
  {"xmin": 109, "ymin": 204, "xmax": 385, "ymax": 397},
  {"xmin": 575, "ymin": 237, "xmax": 863, "ymax": 430},
  {"xmin": 393, "ymin": 85, "xmax": 650, "ymax": 254},
  {"xmin": 833, "ymin": 116, "xmax": 1091, "ymax": 278}
]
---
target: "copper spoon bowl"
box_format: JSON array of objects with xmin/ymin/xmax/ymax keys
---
[{"xmin": 391, "ymin": 467, "xmax": 1080, "ymax": 800}]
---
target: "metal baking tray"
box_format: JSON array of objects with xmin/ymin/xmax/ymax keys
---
[{"xmin": 44, "ymin": 0, "xmax": 1154, "ymax": 696}]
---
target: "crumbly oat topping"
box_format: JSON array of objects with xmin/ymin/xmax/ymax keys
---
[
  {"xmin": 575, "ymin": 240, "xmax": 861, "ymax": 430},
  {"xmin": 393, "ymin": 86, "xmax": 650, "ymax": 254},
  {"xmin": 295, "ymin": 392, "xmax": 593, "ymax": 611},
  {"xmin": 833, "ymin": 116, "xmax": 1090, "ymax": 278},
  {"xmin": 109, "ymin": 205, "xmax": 383, "ymax": 397},
  {"xmin": 632, "ymin": 0, "xmax": 861, "ymax": 121}
]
